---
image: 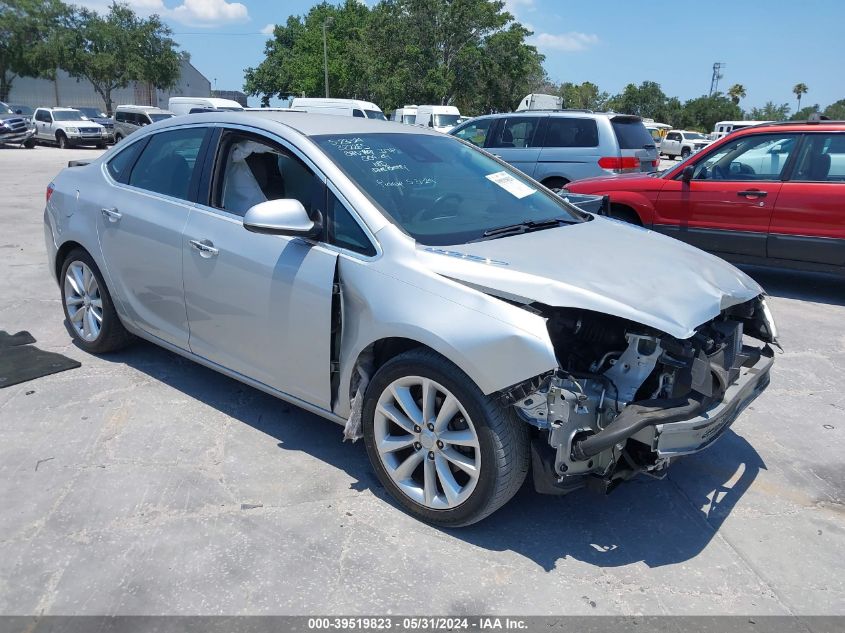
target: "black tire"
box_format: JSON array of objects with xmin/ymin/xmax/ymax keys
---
[
  {"xmin": 541, "ymin": 177, "xmax": 569, "ymax": 193},
  {"xmin": 362, "ymin": 348, "xmax": 530, "ymax": 527},
  {"xmin": 609, "ymin": 205, "xmax": 642, "ymax": 226},
  {"xmin": 60, "ymin": 248, "xmax": 133, "ymax": 354},
  {"xmin": 96, "ymin": 142, "xmax": 106, "ymax": 149},
  {"xmin": 114, "ymin": 133, "xmax": 123, "ymax": 143},
  {"xmin": 57, "ymin": 132, "xmax": 68, "ymax": 149},
  {"xmin": 23, "ymin": 138, "xmax": 35, "ymax": 149},
  {"xmin": 681, "ymin": 147, "xmax": 691, "ymax": 160}
]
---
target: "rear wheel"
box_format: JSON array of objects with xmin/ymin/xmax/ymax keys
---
[
  {"xmin": 114, "ymin": 133, "xmax": 123, "ymax": 143},
  {"xmin": 541, "ymin": 177, "xmax": 569, "ymax": 194},
  {"xmin": 609, "ymin": 204, "xmax": 643, "ymax": 226},
  {"xmin": 96, "ymin": 142, "xmax": 107, "ymax": 149},
  {"xmin": 363, "ymin": 348, "xmax": 529, "ymax": 526},
  {"xmin": 60, "ymin": 248, "xmax": 132, "ymax": 354}
]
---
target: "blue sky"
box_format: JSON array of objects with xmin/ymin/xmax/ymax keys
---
[{"xmin": 79, "ymin": 0, "xmax": 845, "ymax": 110}]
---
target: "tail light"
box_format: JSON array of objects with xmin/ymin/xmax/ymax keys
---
[
  {"xmin": 598, "ymin": 156, "xmax": 641, "ymax": 172},
  {"xmin": 46, "ymin": 183, "xmax": 55, "ymax": 204}
]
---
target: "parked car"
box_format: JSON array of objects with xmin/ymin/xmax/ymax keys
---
[
  {"xmin": 0, "ymin": 101, "xmax": 35, "ymax": 148},
  {"xmin": 113, "ymin": 105, "xmax": 175, "ymax": 142},
  {"xmin": 660, "ymin": 130, "xmax": 712, "ymax": 159},
  {"xmin": 450, "ymin": 111, "xmax": 658, "ymax": 191},
  {"xmin": 8, "ymin": 104, "xmax": 35, "ymax": 124},
  {"xmin": 167, "ymin": 96, "xmax": 243, "ymax": 116},
  {"xmin": 415, "ymin": 105, "xmax": 461, "ymax": 132},
  {"xmin": 32, "ymin": 107, "xmax": 106, "ymax": 148},
  {"xmin": 44, "ymin": 112, "xmax": 776, "ymax": 525},
  {"xmin": 391, "ymin": 105, "xmax": 418, "ymax": 125},
  {"xmin": 73, "ymin": 106, "xmax": 115, "ymax": 143},
  {"xmin": 564, "ymin": 119, "xmax": 845, "ymax": 276},
  {"xmin": 290, "ymin": 97, "xmax": 386, "ymax": 120}
]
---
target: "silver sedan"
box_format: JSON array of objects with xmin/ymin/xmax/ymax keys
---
[{"xmin": 44, "ymin": 112, "xmax": 777, "ymax": 525}]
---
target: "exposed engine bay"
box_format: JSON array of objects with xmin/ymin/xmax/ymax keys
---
[{"xmin": 503, "ymin": 295, "xmax": 777, "ymax": 495}]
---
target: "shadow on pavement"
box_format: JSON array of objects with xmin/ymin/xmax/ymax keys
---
[
  {"xmin": 738, "ymin": 265, "xmax": 845, "ymax": 306},
  {"xmin": 92, "ymin": 339, "xmax": 767, "ymax": 573}
]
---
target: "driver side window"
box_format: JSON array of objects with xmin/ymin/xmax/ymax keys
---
[{"xmin": 692, "ymin": 134, "xmax": 797, "ymax": 181}]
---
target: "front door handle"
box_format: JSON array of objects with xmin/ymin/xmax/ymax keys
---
[
  {"xmin": 101, "ymin": 207, "xmax": 122, "ymax": 222},
  {"xmin": 737, "ymin": 190, "xmax": 767, "ymax": 198},
  {"xmin": 189, "ymin": 239, "xmax": 219, "ymax": 258}
]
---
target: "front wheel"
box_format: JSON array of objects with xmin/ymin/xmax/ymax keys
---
[
  {"xmin": 363, "ymin": 349, "xmax": 529, "ymax": 526},
  {"xmin": 681, "ymin": 147, "xmax": 691, "ymax": 160},
  {"xmin": 60, "ymin": 248, "xmax": 132, "ymax": 353},
  {"xmin": 57, "ymin": 132, "xmax": 68, "ymax": 149}
]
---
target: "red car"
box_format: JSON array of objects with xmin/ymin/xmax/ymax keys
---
[{"xmin": 565, "ymin": 119, "xmax": 845, "ymax": 275}]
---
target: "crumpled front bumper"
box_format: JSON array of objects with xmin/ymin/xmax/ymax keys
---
[
  {"xmin": 649, "ymin": 345, "xmax": 774, "ymax": 457},
  {"xmin": 0, "ymin": 128, "xmax": 34, "ymax": 145}
]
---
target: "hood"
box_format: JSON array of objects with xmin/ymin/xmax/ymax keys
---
[
  {"xmin": 566, "ymin": 171, "xmax": 660, "ymax": 192},
  {"xmin": 417, "ymin": 216, "xmax": 762, "ymax": 340}
]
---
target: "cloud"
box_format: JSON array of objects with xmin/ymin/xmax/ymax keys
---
[
  {"xmin": 260, "ymin": 23, "xmax": 275, "ymax": 35},
  {"xmin": 532, "ymin": 31, "xmax": 599, "ymax": 52},
  {"xmin": 504, "ymin": 0, "xmax": 536, "ymax": 13},
  {"xmin": 170, "ymin": 0, "xmax": 249, "ymax": 26},
  {"xmin": 73, "ymin": 0, "xmax": 249, "ymax": 26}
]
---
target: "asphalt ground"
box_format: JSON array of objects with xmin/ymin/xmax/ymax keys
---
[{"xmin": 0, "ymin": 145, "xmax": 843, "ymax": 616}]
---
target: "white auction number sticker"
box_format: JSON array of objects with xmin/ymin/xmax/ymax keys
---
[{"xmin": 485, "ymin": 170, "xmax": 536, "ymax": 199}]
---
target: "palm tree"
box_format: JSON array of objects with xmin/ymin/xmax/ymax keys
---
[
  {"xmin": 727, "ymin": 83, "xmax": 746, "ymax": 105},
  {"xmin": 793, "ymin": 83, "xmax": 808, "ymax": 111}
]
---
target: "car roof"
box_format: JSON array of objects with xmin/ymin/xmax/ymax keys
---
[
  {"xmin": 459, "ymin": 110, "xmax": 628, "ymax": 121},
  {"xmin": 41, "ymin": 107, "xmax": 80, "ymax": 111},
  {"xmin": 733, "ymin": 120, "xmax": 845, "ymax": 134},
  {"xmin": 155, "ymin": 111, "xmax": 441, "ymax": 137}
]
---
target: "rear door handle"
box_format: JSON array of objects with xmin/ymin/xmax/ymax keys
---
[
  {"xmin": 737, "ymin": 190, "xmax": 767, "ymax": 198},
  {"xmin": 101, "ymin": 207, "xmax": 122, "ymax": 222},
  {"xmin": 189, "ymin": 239, "xmax": 219, "ymax": 258}
]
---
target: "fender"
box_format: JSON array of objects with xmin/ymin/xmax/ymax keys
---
[{"xmin": 593, "ymin": 190, "xmax": 657, "ymax": 226}]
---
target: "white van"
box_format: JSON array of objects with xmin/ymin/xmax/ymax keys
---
[
  {"xmin": 167, "ymin": 97, "xmax": 244, "ymax": 116},
  {"xmin": 391, "ymin": 105, "xmax": 418, "ymax": 125},
  {"xmin": 415, "ymin": 105, "xmax": 461, "ymax": 133},
  {"xmin": 516, "ymin": 93, "xmax": 562, "ymax": 111},
  {"xmin": 289, "ymin": 98, "xmax": 386, "ymax": 120},
  {"xmin": 712, "ymin": 120, "xmax": 772, "ymax": 139}
]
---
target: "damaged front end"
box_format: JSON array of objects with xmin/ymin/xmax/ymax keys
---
[{"xmin": 504, "ymin": 296, "xmax": 776, "ymax": 495}]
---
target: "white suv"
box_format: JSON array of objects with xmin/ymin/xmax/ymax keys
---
[
  {"xmin": 660, "ymin": 130, "xmax": 712, "ymax": 160},
  {"xmin": 33, "ymin": 107, "xmax": 107, "ymax": 149}
]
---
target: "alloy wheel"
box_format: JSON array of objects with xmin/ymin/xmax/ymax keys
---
[
  {"xmin": 64, "ymin": 261, "xmax": 103, "ymax": 342},
  {"xmin": 373, "ymin": 376, "xmax": 481, "ymax": 510}
]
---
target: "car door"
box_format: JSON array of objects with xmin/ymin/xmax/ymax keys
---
[
  {"xmin": 768, "ymin": 132, "xmax": 845, "ymax": 267},
  {"xmin": 96, "ymin": 125, "xmax": 211, "ymax": 348},
  {"xmin": 181, "ymin": 127, "xmax": 339, "ymax": 409},
  {"xmin": 534, "ymin": 115, "xmax": 602, "ymax": 183},
  {"xmin": 663, "ymin": 132, "xmax": 680, "ymax": 156},
  {"xmin": 35, "ymin": 109, "xmax": 52, "ymax": 140},
  {"xmin": 653, "ymin": 133, "xmax": 800, "ymax": 258},
  {"xmin": 485, "ymin": 115, "xmax": 545, "ymax": 178}
]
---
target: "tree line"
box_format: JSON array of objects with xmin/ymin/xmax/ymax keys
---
[{"xmin": 0, "ymin": 0, "xmax": 184, "ymax": 112}]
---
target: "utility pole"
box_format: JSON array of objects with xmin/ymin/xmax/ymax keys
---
[
  {"xmin": 709, "ymin": 62, "xmax": 724, "ymax": 97},
  {"xmin": 322, "ymin": 17, "xmax": 334, "ymax": 98}
]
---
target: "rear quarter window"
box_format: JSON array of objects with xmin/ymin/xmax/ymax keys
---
[{"xmin": 612, "ymin": 119, "xmax": 655, "ymax": 149}]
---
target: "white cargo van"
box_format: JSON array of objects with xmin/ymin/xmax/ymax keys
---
[
  {"xmin": 712, "ymin": 120, "xmax": 772, "ymax": 139},
  {"xmin": 516, "ymin": 93, "xmax": 562, "ymax": 111},
  {"xmin": 289, "ymin": 98, "xmax": 386, "ymax": 119},
  {"xmin": 391, "ymin": 105, "xmax": 418, "ymax": 125},
  {"xmin": 168, "ymin": 97, "xmax": 244, "ymax": 116},
  {"xmin": 415, "ymin": 105, "xmax": 461, "ymax": 133}
]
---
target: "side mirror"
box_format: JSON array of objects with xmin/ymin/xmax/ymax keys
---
[
  {"xmin": 428, "ymin": 120, "xmax": 434, "ymax": 127},
  {"xmin": 681, "ymin": 165, "xmax": 694, "ymax": 182},
  {"xmin": 243, "ymin": 199, "xmax": 321, "ymax": 238}
]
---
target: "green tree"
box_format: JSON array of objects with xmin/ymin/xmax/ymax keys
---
[
  {"xmin": 606, "ymin": 81, "xmax": 668, "ymax": 119},
  {"xmin": 560, "ymin": 81, "xmax": 608, "ymax": 111},
  {"xmin": 747, "ymin": 101, "xmax": 791, "ymax": 121},
  {"xmin": 823, "ymin": 98, "xmax": 845, "ymax": 119},
  {"xmin": 679, "ymin": 94, "xmax": 742, "ymax": 132},
  {"xmin": 792, "ymin": 82, "xmax": 808, "ymax": 111},
  {"xmin": 790, "ymin": 104, "xmax": 820, "ymax": 120},
  {"xmin": 57, "ymin": 2, "xmax": 183, "ymax": 113},
  {"xmin": 727, "ymin": 83, "xmax": 746, "ymax": 105},
  {"xmin": 0, "ymin": 0, "xmax": 69, "ymax": 102}
]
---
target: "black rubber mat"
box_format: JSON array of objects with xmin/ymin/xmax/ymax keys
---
[
  {"xmin": 0, "ymin": 330, "xmax": 37, "ymax": 348},
  {"xmin": 0, "ymin": 332, "xmax": 80, "ymax": 388}
]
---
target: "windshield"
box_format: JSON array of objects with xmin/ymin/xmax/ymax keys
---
[
  {"xmin": 314, "ymin": 133, "xmax": 584, "ymax": 246},
  {"xmin": 12, "ymin": 105, "xmax": 34, "ymax": 116},
  {"xmin": 149, "ymin": 113, "xmax": 175, "ymax": 122},
  {"xmin": 53, "ymin": 110, "xmax": 88, "ymax": 121},
  {"xmin": 684, "ymin": 132, "xmax": 707, "ymax": 140},
  {"xmin": 76, "ymin": 107, "xmax": 107, "ymax": 118},
  {"xmin": 402, "ymin": 114, "xmax": 416, "ymax": 124},
  {"xmin": 365, "ymin": 109, "xmax": 386, "ymax": 120},
  {"xmin": 0, "ymin": 102, "xmax": 12, "ymax": 114},
  {"xmin": 432, "ymin": 114, "xmax": 460, "ymax": 128}
]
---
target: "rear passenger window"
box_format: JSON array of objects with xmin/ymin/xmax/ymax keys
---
[
  {"xmin": 106, "ymin": 138, "xmax": 147, "ymax": 183},
  {"xmin": 115, "ymin": 111, "xmax": 126, "ymax": 123},
  {"xmin": 353, "ymin": 109, "xmax": 365, "ymax": 118},
  {"xmin": 543, "ymin": 118, "xmax": 599, "ymax": 148},
  {"xmin": 128, "ymin": 127, "xmax": 206, "ymax": 200},
  {"xmin": 612, "ymin": 119, "xmax": 655, "ymax": 149},
  {"xmin": 791, "ymin": 134, "xmax": 845, "ymax": 182},
  {"xmin": 489, "ymin": 117, "xmax": 541, "ymax": 148},
  {"xmin": 327, "ymin": 190, "xmax": 375, "ymax": 256}
]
